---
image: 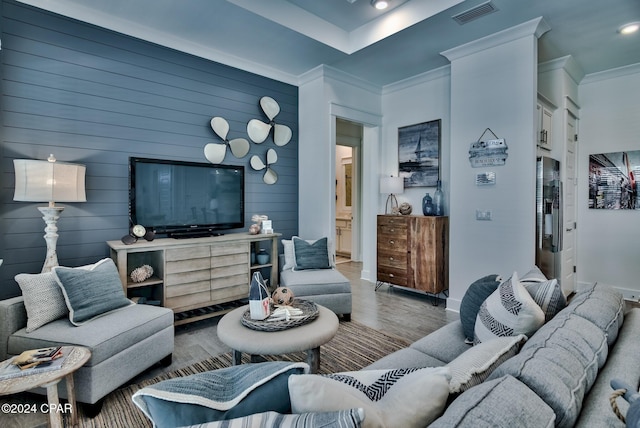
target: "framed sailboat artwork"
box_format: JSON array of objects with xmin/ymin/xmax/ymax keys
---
[{"xmin": 398, "ymin": 119, "xmax": 441, "ymax": 187}]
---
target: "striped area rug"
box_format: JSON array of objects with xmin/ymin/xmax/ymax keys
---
[{"xmin": 70, "ymin": 320, "xmax": 410, "ymax": 428}]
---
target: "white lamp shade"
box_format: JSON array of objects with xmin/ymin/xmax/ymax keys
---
[
  {"xmin": 13, "ymin": 159, "xmax": 86, "ymax": 203},
  {"xmin": 380, "ymin": 176, "xmax": 404, "ymax": 195}
]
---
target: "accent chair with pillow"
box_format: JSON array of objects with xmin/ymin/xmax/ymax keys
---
[
  {"xmin": 279, "ymin": 237, "xmax": 352, "ymax": 320},
  {"xmin": 0, "ymin": 258, "xmax": 174, "ymax": 413}
]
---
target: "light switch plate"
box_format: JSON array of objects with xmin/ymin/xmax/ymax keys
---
[{"xmin": 476, "ymin": 210, "xmax": 492, "ymax": 221}]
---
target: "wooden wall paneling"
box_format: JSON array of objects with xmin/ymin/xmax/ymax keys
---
[{"xmin": 0, "ymin": 0, "xmax": 298, "ymax": 298}]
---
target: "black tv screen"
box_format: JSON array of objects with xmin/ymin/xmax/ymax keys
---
[{"xmin": 129, "ymin": 157, "xmax": 244, "ymax": 236}]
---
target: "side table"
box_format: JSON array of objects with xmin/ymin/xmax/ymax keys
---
[{"xmin": 0, "ymin": 346, "xmax": 91, "ymax": 428}]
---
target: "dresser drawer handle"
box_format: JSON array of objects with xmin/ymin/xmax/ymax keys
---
[
  {"xmin": 389, "ymin": 273, "xmax": 395, "ymax": 278},
  {"xmin": 390, "ymin": 228, "xmax": 394, "ymax": 232},
  {"xmin": 389, "ymin": 240, "xmax": 394, "ymax": 244},
  {"xmin": 389, "ymin": 257, "xmax": 394, "ymax": 261}
]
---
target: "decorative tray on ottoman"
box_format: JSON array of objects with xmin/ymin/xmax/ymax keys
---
[{"xmin": 241, "ymin": 299, "xmax": 319, "ymax": 332}]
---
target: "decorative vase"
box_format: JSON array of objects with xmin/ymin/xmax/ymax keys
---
[
  {"xmin": 422, "ymin": 193, "xmax": 434, "ymax": 216},
  {"xmin": 433, "ymin": 180, "xmax": 444, "ymax": 216},
  {"xmin": 256, "ymin": 249, "xmax": 270, "ymax": 265}
]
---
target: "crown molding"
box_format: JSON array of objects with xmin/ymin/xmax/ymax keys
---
[
  {"xmin": 581, "ymin": 62, "xmax": 640, "ymax": 86},
  {"xmin": 441, "ymin": 17, "xmax": 550, "ymax": 62},
  {"xmin": 538, "ymin": 55, "xmax": 585, "ymax": 85},
  {"xmin": 298, "ymin": 65, "xmax": 382, "ymax": 94},
  {"xmin": 382, "ymin": 65, "xmax": 451, "ymax": 95}
]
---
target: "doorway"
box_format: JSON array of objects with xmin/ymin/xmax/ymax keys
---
[{"xmin": 335, "ymin": 118, "xmax": 362, "ymax": 262}]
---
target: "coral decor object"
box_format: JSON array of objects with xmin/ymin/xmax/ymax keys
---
[
  {"xmin": 130, "ymin": 265, "xmax": 154, "ymax": 283},
  {"xmin": 271, "ymin": 287, "xmax": 295, "ymax": 306},
  {"xmin": 249, "ymin": 214, "xmax": 268, "ymax": 234},
  {"xmin": 399, "ymin": 202, "xmax": 413, "ymax": 215}
]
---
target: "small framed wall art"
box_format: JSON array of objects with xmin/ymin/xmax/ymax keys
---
[{"xmin": 398, "ymin": 119, "xmax": 441, "ymax": 188}]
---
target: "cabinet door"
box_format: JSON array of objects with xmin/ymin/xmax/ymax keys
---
[
  {"xmin": 538, "ymin": 104, "xmax": 553, "ymax": 151},
  {"xmin": 165, "ymin": 246, "xmax": 211, "ymax": 310},
  {"xmin": 210, "ymin": 243, "xmax": 250, "ymax": 304},
  {"xmin": 410, "ymin": 217, "xmax": 448, "ymax": 294}
]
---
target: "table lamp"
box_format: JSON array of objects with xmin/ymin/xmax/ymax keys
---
[
  {"xmin": 13, "ymin": 154, "xmax": 86, "ymax": 273},
  {"xmin": 380, "ymin": 176, "xmax": 404, "ymax": 214}
]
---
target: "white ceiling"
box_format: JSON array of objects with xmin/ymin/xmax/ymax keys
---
[{"xmin": 15, "ymin": 0, "xmax": 640, "ymax": 86}]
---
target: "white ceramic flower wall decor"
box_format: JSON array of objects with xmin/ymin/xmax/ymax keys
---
[
  {"xmin": 204, "ymin": 117, "xmax": 251, "ymax": 164},
  {"xmin": 250, "ymin": 148, "xmax": 278, "ymax": 185},
  {"xmin": 247, "ymin": 96, "xmax": 292, "ymax": 146}
]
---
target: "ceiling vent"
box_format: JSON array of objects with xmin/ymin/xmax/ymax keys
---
[{"xmin": 452, "ymin": 1, "xmax": 498, "ymax": 25}]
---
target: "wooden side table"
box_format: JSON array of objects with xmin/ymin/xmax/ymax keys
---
[{"xmin": 0, "ymin": 346, "xmax": 91, "ymax": 428}]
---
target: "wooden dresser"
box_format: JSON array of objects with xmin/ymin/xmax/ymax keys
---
[{"xmin": 377, "ymin": 215, "xmax": 449, "ymax": 295}]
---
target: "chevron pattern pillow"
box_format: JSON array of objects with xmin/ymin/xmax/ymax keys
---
[
  {"xmin": 288, "ymin": 367, "xmax": 450, "ymax": 428},
  {"xmin": 473, "ymin": 272, "xmax": 545, "ymax": 345}
]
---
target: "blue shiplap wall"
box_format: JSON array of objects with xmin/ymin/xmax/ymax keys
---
[{"xmin": 0, "ymin": 0, "xmax": 298, "ymax": 299}]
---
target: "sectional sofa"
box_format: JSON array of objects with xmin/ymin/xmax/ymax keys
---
[
  {"xmin": 131, "ymin": 273, "xmax": 638, "ymax": 428},
  {"xmin": 367, "ymin": 282, "xmax": 637, "ymax": 427}
]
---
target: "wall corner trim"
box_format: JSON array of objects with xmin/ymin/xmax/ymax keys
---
[{"xmin": 441, "ymin": 16, "xmax": 549, "ymax": 62}]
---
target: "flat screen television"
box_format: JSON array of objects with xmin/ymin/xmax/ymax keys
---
[{"xmin": 129, "ymin": 157, "xmax": 244, "ymax": 237}]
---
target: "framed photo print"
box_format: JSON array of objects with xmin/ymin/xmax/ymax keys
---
[
  {"xmin": 589, "ymin": 150, "xmax": 638, "ymax": 210},
  {"xmin": 398, "ymin": 119, "xmax": 441, "ymax": 187}
]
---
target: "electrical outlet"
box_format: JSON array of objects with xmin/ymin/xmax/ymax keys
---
[{"xmin": 476, "ymin": 210, "xmax": 492, "ymax": 221}]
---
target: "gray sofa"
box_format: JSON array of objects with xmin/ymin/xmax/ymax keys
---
[
  {"xmin": 366, "ymin": 283, "xmax": 638, "ymax": 427},
  {"xmin": 0, "ymin": 296, "xmax": 174, "ymax": 410}
]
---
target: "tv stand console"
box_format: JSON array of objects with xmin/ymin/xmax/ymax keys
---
[{"xmin": 107, "ymin": 232, "xmax": 281, "ymax": 325}]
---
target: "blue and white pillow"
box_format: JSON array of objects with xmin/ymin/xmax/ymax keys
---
[
  {"xmin": 473, "ymin": 272, "xmax": 545, "ymax": 345},
  {"xmin": 52, "ymin": 258, "xmax": 132, "ymax": 326},
  {"xmin": 133, "ymin": 362, "xmax": 309, "ymax": 428}
]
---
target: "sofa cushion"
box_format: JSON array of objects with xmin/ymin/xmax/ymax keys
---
[
  {"xmin": 447, "ymin": 334, "xmax": 527, "ymax": 394},
  {"xmin": 459, "ymin": 274, "xmax": 502, "ymax": 342},
  {"xmin": 190, "ymin": 408, "xmax": 365, "ymax": 428},
  {"xmin": 429, "ymin": 375, "xmax": 556, "ymax": 428},
  {"xmin": 364, "ymin": 347, "xmax": 447, "ymax": 370},
  {"xmin": 410, "ymin": 321, "xmax": 471, "ymax": 364},
  {"xmin": 575, "ymin": 309, "xmax": 640, "ymax": 428},
  {"xmin": 52, "ymin": 258, "xmax": 133, "ymax": 326},
  {"xmin": 473, "ymin": 272, "xmax": 545, "ymax": 344},
  {"xmin": 487, "ymin": 314, "xmax": 608, "ymax": 428},
  {"xmin": 566, "ymin": 283, "xmax": 624, "ymax": 345},
  {"xmin": 288, "ymin": 367, "xmax": 450, "ymax": 428},
  {"xmin": 15, "ymin": 272, "xmax": 68, "ymax": 333},
  {"xmin": 7, "ymin": 303, "xmax": 173, "ymax": 366},
  {"xmin": 292, "ymin": 237, "xmax": 332, "ymax": 270},
  {"xmin": 133, "ymin": 362, "xmax": 308, "ymax": 428},
  {"xmin": 280, "ymin": 269, "xmax": 350, "ymax": 296}
]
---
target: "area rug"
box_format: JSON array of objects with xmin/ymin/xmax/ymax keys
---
[{"xmin": 69, "ymin": 320, "xmax": 410, "ymax": 428}]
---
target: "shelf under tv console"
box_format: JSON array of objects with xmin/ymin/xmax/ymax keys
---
[{"xmin": 107, "ymin": 232, "xmax": 281, "ymax": 325}]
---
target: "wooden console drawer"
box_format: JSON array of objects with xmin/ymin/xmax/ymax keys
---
[
  {"xmin": 377, "ymin": 268, "xmax": 408, "ymax": 287},
  {"xmin": 166, "ymin": 246, "xmax": 210, "ymax": 261},
  {"xmin": 377, "ymin": 249, "xmax": 407, "ymax": 269}
]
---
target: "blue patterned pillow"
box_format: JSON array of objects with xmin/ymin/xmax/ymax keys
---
[
  {"xmin": 192, "ymin": 408, "xmax": 364, "ymax": 427},
  {"xmin": 133, "ymin": 362, "xmax": 309, "ymax": 428},
  {"xmin": 292, "ymin": 237, "xmax": 331, "ymax": 270},
  {"xmin": 52, "ymin": 258, "xmax": 132, "ymax": 326}
]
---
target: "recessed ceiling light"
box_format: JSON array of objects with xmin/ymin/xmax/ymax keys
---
[
  {"xmin": 619, "ymin": 22, "xmax": 639, "ymax": 35},
  {"xmin": 371, "ymin": 0, "xmax": 389, "ymax": 10}
]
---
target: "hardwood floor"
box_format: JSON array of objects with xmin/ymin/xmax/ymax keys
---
[
  {"xmin": 4, "ymin": 261, "xmax": 457, "ymax": 427},
  {"xmin": 137, "ymin": 261, "xmax": 458, "ymax": 382}
]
